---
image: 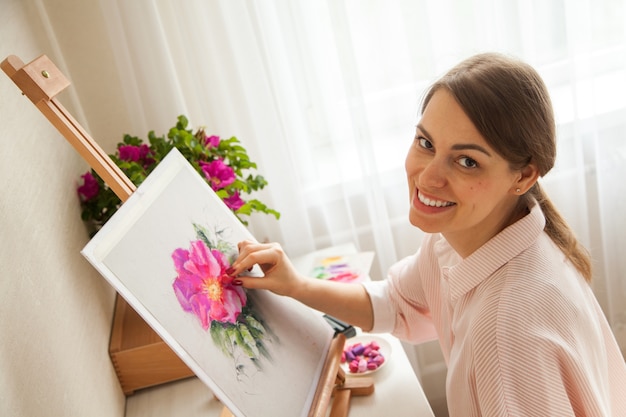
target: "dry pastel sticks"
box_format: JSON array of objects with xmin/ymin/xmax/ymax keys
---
[{"xmin": 341, "ymin": 340, "xmax": 385, "ymax": 373}]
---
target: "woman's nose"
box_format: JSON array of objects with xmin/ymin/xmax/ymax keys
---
[{"xmin": 419, "ymin": 158, "xmax": 448, "ymax": 189}]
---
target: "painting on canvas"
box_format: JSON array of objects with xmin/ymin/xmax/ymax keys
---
[{"xmin": 81, "ymin": 148, "xmax": 334, "ymax": 417}]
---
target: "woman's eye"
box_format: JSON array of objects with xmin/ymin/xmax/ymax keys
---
[
  {"xmin": 458, "ymin": 156, "xmax": 478, "ymax": 168},
  {"xmin": 417, "ymin": 137, "xmax": 433, "ymax": 150}
]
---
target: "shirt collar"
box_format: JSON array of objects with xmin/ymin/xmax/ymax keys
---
[{"xmin": 439, "ymin": 199, "xmax": 546, "ymax": 303}]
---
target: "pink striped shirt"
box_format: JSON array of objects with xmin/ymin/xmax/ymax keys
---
[{"xmin": 365, "ymin": 202, "xmax": 626, "ymax": 416}]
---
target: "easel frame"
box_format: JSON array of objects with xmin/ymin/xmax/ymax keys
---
[{"xmin": 2, "ymin": 54, "xmax": 373, "ymax": 417}]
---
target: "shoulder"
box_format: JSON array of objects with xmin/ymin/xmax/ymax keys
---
[{"xmin": 472, "ymin": 233, "xmax": 583, "ymax": 351}]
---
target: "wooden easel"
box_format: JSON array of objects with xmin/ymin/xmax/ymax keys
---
[
  {"xmin": 2, "ymin": 54, "xmax": 374, "ymax": 417},
  {"xmin": 306, "ymin": 333, "xmax": 376, "ymax": 417}
]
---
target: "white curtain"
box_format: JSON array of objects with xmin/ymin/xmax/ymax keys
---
[{"xmin": 97, "ymin": 0, "xmax": 626, "ymax": 355}]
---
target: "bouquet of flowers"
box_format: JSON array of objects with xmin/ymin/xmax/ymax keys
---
[{"xmin": 77, "ymin": 115, "xmax": 279, "ymax": 230}]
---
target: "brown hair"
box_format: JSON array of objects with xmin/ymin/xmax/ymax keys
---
[{"xmin": 421, "ymin": 52, "xmax": 592, "ymax": 282}]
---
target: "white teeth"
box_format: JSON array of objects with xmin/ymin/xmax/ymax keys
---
[{"xmin": 418, "ymin": 191, "xmax": 453, "ymax": 207}]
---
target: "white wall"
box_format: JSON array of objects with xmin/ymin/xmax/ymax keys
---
[{"xmin": 0, "ymin": 0, "xmax": 129, "ymax": 415}]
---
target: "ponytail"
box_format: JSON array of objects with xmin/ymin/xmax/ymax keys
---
[{"xmin": 528, "ymin": 183, "xmax": 592, "ymax": 282}]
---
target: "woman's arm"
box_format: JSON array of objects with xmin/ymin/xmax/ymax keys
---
[{"xmin": 229, "ymin": 240, "xmax": 374, "ymax": 330}]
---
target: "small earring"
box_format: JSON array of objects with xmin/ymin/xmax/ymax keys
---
[{"xmin": 515, "ymin": 188, "xmax": 521, "ymax": 193}]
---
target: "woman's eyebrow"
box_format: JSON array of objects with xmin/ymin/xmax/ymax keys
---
[
  {"xmin": 451, "ymin": 143, "xmax": 492, "ymax": 157},
  {"xmin": 416, "ymin": 123, "xmax": 432, "ymax": 138},
  {"xmin": 417, "ymin": 123, "xmax": 492, "ymax": 157}
]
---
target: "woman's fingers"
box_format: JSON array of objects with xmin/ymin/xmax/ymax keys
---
[
  {"xmin": 230, "ymin": 240, "xmax": 298, "ymax": 296},
  {"xmin": 232, "ymin": 241, "xmax": 284, "ymax": 276},
  {"xmin": 232, "ymin": 275, "xmax": 266, "ymax": 290}
]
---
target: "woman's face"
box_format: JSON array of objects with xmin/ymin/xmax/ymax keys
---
[{"xmin": 405, "ymin": 88, "xmax": 526, "ymax": 257}]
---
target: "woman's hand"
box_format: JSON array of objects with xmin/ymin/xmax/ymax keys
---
[
  {"xmin": 229, "ymin": 240, "xmax": 374, "ymax": 331},
  {"xmin": 229, "ymin": 240, "xmax": 302, "ymax": 297}
]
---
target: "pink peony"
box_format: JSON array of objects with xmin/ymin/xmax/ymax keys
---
[
  {"xmin": 77, "ymin": 172, "xmax": 99, "ymax": 201},
  {"xmin": 199, "ymin": 159, "xmax": 236, "ymax": 191},
  {"xmin": 205, "ymin": 135, "xmax": 220, "ymax": 148},
  {"xmin": 118, "ymin": 144, "xmax": 153, "ymax": 163},
  {"xmin": 223, "ymin": 191, "xmax": 245, "ymax": 211},
  {"xmin": 118, "ymin": 145, "xmax": 141, "ymax": 162},
  {"xmin": 172, "ymin": 240, "xmax": 246, "ymax": 328}
]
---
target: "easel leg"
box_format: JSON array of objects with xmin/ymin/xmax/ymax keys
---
[
  {"xmin": 329, "ymin": 389, "xmax": 351, "ymax": 417},
  {"xmin": 329, "ymin": 376, "xmax": 375, "ymax": 417}
]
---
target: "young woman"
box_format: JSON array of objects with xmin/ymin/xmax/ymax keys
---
[{"xmin": 229, "ymin": 53, "xmax": 626, "ymax": 416}]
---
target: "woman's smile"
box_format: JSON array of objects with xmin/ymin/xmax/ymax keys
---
[
  {"xmin": 416, "ymin": 189, "xmax": 455, "ymax": 208},
  {"xmin": 413, "ymin": 189, "xmax": 456, "ymax": 216}
]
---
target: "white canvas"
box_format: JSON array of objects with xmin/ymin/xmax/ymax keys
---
[{"xmin": 82, "ymin": 148, "xmax": 334, "ymax": 417}]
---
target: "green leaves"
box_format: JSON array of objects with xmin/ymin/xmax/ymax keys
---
[
  {"xmin": 208, "ymin": 307, "xmax": 274, "ymax": 366},
  {"xmin": 236, "ymin": 199, "xmax": 280, "ymax": 218},
  {"xmin": 77, "ymin": 115, "xmax": 280, "ymax": 229}
]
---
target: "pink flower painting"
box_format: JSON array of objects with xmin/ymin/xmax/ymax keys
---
[
  {"xmin": 171, "ymin": 223, "xmax": 274, "ymax": 368},
  {"xmin": 172, "ymin": 240, "xmax": 246, "ymax": 328}
]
